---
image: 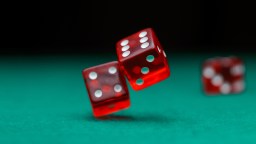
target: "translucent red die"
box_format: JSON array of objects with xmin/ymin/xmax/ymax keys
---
[
  {"xmin": 82, "ymin": 61, "xmax": 130, "ymax": 117},
  {"xmin": 116, "ymin": 28, "xmax": 171, "ymax": 90},
  {"xmin": 202, "ymin": 57, "xmax": 245, "ymax": 95}
]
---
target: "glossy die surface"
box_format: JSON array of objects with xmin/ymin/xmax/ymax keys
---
[
  {"xmin": 116, "ymin": 28, "xmax": 170, "ymax": 90},
  {"xmin": 82, "ymin": 61, "xmax": 130, "ymax": 117},
  {"xmin": 202, "ymin": 57, "xmax": 245, "ymax": 95}
]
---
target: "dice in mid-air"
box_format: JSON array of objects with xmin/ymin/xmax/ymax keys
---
[
  {"xmin": 116, "ymin": 28, "xmax": 170, "ymax": 90},
  {"xmin": 202, "ymin": 57, "xmax": 245, "ymax": 95},
  {"xmin": 82, "ymin": 61, "xmax": 130, "ymax": 117}
]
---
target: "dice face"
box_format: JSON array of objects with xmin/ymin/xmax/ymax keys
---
[
  {"xmin": 116, "ymin": 28, "xmax": 170, "ymax": 90},
  {"xmin": 82, "ymin": 61, "xmax": 130, "ymax": 117},
  {"xmin": 202, "ymin": 57, "xmax": 245, "ymax": 95}
]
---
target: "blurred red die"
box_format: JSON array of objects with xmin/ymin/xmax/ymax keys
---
[{"xmin": 202, "ymin": 57, "xmax": 245, "ymax": 95}]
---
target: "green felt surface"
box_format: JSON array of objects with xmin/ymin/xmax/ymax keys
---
[{"xmin": 0, "ymin": 53, "xmax": 256, "ymax": 144}]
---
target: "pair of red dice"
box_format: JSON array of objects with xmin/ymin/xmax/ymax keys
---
[
  {"xmin": 202, "ymin": 56, "xmax": 245, "ymax": 95},
  {"xmin": 82, "ymin": 28, "xmax": 171, "ymax": 117}
]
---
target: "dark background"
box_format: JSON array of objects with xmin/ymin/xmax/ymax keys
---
[{"xmin": 2, "ymin": 0, "xmax": 256, "ymax": 54}]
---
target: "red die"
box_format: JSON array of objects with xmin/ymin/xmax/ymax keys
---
[
  {"xmin": 82, "ymin": 61, "xmax": 130, "ymax": 117},
  {"xmin": 116, "ymin": 28, "xmax": 170, "ymax": 90},
  {"xmin": 202, "ymin": 57, "xmax": 245, "ymax": 95}
]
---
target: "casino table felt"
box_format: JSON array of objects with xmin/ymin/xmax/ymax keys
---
[{"xmin": 0, "ymin": 53, "xmax": 255, "ymax": 144}]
